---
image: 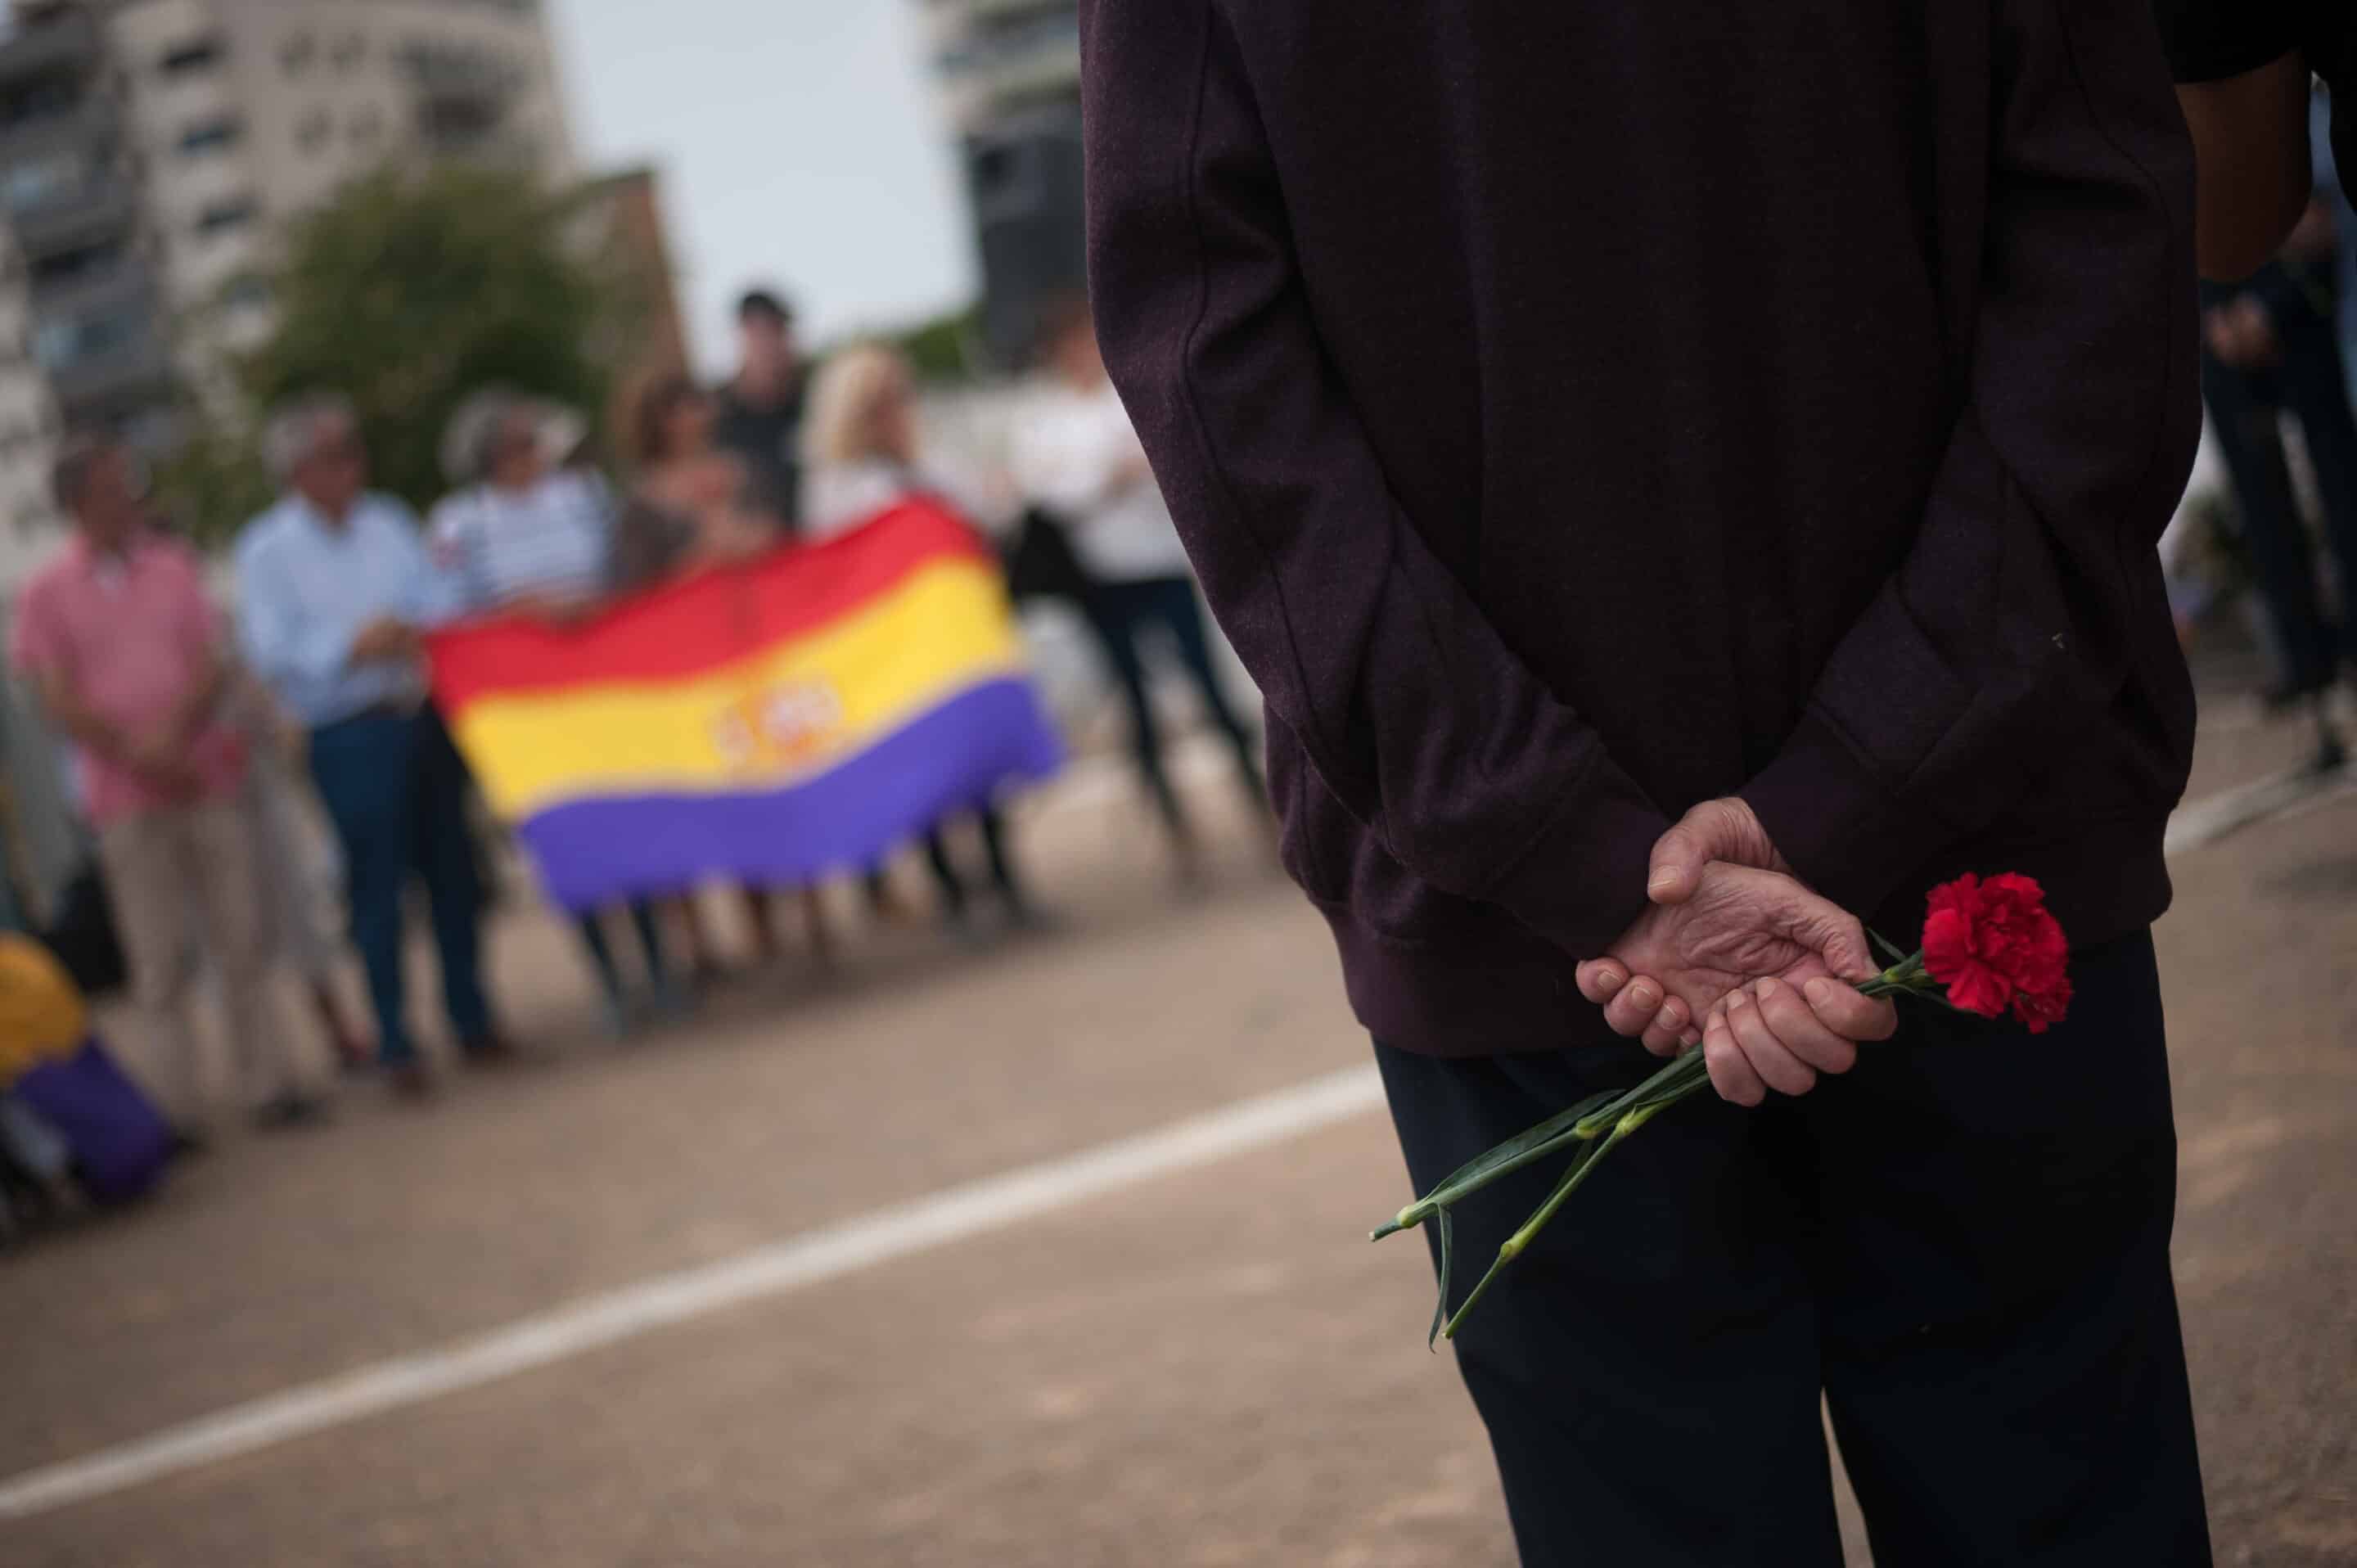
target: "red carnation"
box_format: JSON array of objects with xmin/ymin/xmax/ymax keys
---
[{"xmin": 1921, "ymin": 872, "xmax": 2072, "ymax": 1033}]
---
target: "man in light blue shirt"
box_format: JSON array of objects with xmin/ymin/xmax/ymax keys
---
[{"xmin": 235, "ymin": 394, "xmax": 503, "ymax": 1097}]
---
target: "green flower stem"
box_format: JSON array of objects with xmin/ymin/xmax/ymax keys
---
[
  {"xmin": 1378, "ymin": 1047, "xmax": 1715, "ymax": 1241},
  {"xmin": 1373, "ymin": 1088, "xmax": 1624, "ymax": 1240},
  {"xmin": 1441, "ymin": 1098, "xmax": 1679, "ymax": 1340},
  {"xmin": 1375, "ymin": 946, "xmax": 1960, "ymax": 1343}
]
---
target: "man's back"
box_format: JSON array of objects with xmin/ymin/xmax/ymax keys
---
[
  {"xmin": 1084, "ymin": 0, "xmax": 2199, "ymax": 1053},
  {"xmin": 1081, "ymin": 8, "xmax": 2215, "ymax": 1562}
]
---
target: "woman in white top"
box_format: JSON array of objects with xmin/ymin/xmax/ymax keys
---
[
  {"xmin": 430, "ymin": 390, "xmax": 685, "ymax": 1036},
  {"xmin": 804, "ymin": 345, "xmax": 1041, "ymax": 929},
  {"xmin": 1008, "ymin": 299, "xmax": 1268, "ymax": 881}
]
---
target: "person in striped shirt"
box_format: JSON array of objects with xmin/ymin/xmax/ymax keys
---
[{"xmin": 430, "ymin": 390, "xmax": 687, "ymax": 1038}]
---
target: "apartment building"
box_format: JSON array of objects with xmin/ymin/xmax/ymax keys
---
[
  {"xmin": 915, "ymin": 0, "xmax": 1082, "ymax": 363},
  {"xmin": 0, "ymin": 0, "xmax": 573, "ymax": 475},
  {"xmin": 0, "ymin": 222, "xmax": 58, "ymax": 555},
  {"xmin": 918, "ymin": 0, "xmax": 1077, "ymax": 139}
]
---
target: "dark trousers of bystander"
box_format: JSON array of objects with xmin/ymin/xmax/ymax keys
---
[
  {"xmin": 1377, "ymin": 932, "xmax": 2210, "ymax": 1568},
  {"xmin": 308, "ymin": 707, "xmax": 492, "ymax": 1067},
  {"xmin": 2200, "ymin": 276, "xmax": 2357, "ymax": 698},
  {"xmin": 575, "ymin": 901, "xmax": 669, "ymax": 1008},
  {"xmin": 922, "ymin": 810, "xmax": 1029, "ymax": 921},
  {"xmin": 1081, "ymin": 575, "xmax": 1267, "ymax": 845}
]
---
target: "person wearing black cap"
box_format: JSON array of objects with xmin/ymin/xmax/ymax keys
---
[{"xmin": 711, "ymin": 287, "xmax": 809, "ymax": 530}]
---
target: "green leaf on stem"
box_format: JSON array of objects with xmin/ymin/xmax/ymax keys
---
[
  {"xmin": 1427, "ymin": 1207, "xmax": 1456, "ymax": 1351},
  {"xmin": 1374, "ymin": 1088, "xmax": 1620, "ymax": 1241},
  {"xmin": 1440, "ymin": 1137, "xmax": 1605, "ymax": 1338},
  {"xmin": 1442, "ymin": 1095, "xmax": 1699, "ymax": 1340},
  {"xmin": 1625, "ymin": 1048, "xmax": 1712, "ymax": 1113},
  {"xmin": 1868, "ymin": 928, "xmax": 1914, "ymax": 969}
]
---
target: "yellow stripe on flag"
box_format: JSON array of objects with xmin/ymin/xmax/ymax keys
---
[{"xmin": 452, "ymin": 558, "xmax": 1025, "ymax": 819}]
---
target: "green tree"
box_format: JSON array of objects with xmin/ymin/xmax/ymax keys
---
[
  {"xmin": 886, "ymin": 304, "xmax": 983, "ymax": 383},
  {"xmin": 233, "ymin": 164, "xmax": 620, "ymax": 516},
  {"xmin": 148, "ymin": 417, "xmax": 273, "ymax": 552}
]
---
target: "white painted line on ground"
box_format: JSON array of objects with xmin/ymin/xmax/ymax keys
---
[
  {"xmin": 0, "ymin": 1065, "xmax": 1386, "ymax": 1522},
  {"xmin": 7, "ymin": 741, "xmax": 2341, "ymax": 1523},
  {"xmin": 2163, "ymin": 766, "xmax": 2357, "ymax": 857}
]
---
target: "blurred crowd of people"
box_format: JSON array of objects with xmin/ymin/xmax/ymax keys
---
[
  {"xmin": 2170, "ymin": 93, "xmax": 2357, "ymax": 773},
  {"xmin": 0, "ymin": 282, "xmax": 1269, "ymax": 1209}
]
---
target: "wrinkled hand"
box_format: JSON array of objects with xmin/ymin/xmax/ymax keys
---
[
  {"xmin": 1576, "ymin": 861, "xmax": 1896, "ymax": 1106},
  {"xmin": 1643, "ymin": 797, "xmax": 1787, "ymax": 902},
  {"xmin": 1577, "ymin": 860, "xmax": 1874, "ymax": 1041}
]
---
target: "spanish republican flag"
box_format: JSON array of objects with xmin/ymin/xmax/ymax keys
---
[{"xmin": 426, "ymin": 500, "xmax": 1062, "ymax": 911}]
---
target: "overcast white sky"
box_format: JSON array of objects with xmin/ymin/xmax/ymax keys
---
[{"xmin": 547, "ymin": 0, "xmax": 978, "ymax": 374}]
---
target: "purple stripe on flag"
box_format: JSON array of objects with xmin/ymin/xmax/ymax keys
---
[{"xmin": 514, "ymin": 677, "xmax": 1063, "ymax": 910}]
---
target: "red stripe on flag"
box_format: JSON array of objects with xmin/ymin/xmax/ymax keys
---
[{"xmin": 426, "ymin": 500, "xmax": 993, "ymax": 710}]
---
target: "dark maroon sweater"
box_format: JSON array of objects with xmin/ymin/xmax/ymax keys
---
[{"xmin": 1080, "ymin": 1, "xmax": 2200, "ymax": 1057}]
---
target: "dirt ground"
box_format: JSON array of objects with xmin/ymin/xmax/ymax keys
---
[{"xmin": 0, "ymin": 691, "xmax": 2351, "ymax": 1567}]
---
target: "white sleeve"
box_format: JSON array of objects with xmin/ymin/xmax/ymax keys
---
[
  {"xmin": 425, "ymin": 494, "xmax": 480, "ymax": 593},
  {"xmin": 1012, "ymin": 400, "xmax": 1130, "ymax": 518}
]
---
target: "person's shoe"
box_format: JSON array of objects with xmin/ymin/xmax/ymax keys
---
[
  {"xmin": 251, "ymin": 1093, "xmax": 331, "ymax": 1133},
  {"xmin": 1169, "ymin": 836, "xmax": 1210, "ymax": 895},
  {"xmin": 647, "ymin": 979, "xmax": 696, "ymax": 1021},
  {"xmin": 999, "ymin": 893, "xmax": 1057, "ymax": 935},
  {"xmin": 167, "ymin": 1126, "xmax": 210, "ymax": 1160},
  {"xmin": 2311, "ymin": 728, "xmax": 2350, "ymax": 777},
  {"xmin": 388, "ymin": 1061, "xmax": 436, "ymax": 1102},
  {"xmin": 460, "ymin": 1031, "xmax": 521, "ymax": 1066},
  {"xmin": 2260, "ymin": 678, "xmax": 2326, "ymax": 718},
  {"xmin": 329, "ymin": 1025, "xmax": 377, "ymax": 1074},
  {"xmin": 865, "ymin": 881, "xmax": 922, "ymax": 926}
]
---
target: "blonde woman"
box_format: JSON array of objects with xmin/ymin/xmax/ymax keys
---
[{"xmin": 803, "ymin": 345, "xmax": 1041, "ymax": 930}]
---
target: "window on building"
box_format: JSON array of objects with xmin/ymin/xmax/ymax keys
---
[
  {"xmin": 176, "ymin": 114, "xmax": 243, "ymax": 155},
  {"xmin": 26, "ymin": 237, "xmax": 124, "ymax": 291},
  {"xmin": 0, "ymin": 151, "xmax": 87, "ymax": 215},
  {"xmin": 0, "ymin": 74, "xmax": 80, "ymax": 134},
  {"xmin": 34, "ymin": 309, "xmax": 142, "ymax": 372},
  {"xmin": 296, "ymin": 107, "xmax": 331, "ymax": 154},
  {"xmin": 417, "ymin": 91, "xmax": 503, "ymax": 154},
  {"xmin": 280, "ymin": 32, "xmax": 316, "ymax": 77},
  {"xmin": 29, "ymin": 321, "xmax": 71, "ymax": 371},
  {"xmin": 332, "ymin": 34, "xmax": 367, "ymax": 71},
  {"xmin": 192, "ymin": 196, "xmax": 258, "ymax": 237},
  {"xmin": 221, "ymin": 273, "xmax": 272, "ymax": 312},
  {"xmin": 157, "ymin": 35, "xmax": 225, "ymax": 75},
  {"xmin": 349, "ymin": 106, "xmax": 384, "ymax": 150}
]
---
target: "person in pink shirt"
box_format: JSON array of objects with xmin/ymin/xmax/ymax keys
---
[{"xmin": 10, "ymin": 437, "xmax": 318, "ymax": 1136}]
